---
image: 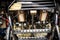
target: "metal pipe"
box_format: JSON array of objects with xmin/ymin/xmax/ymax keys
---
[
  {"xmin": 6, "ymin": 25, "xmax": 10, "ymax": 40},
  {"xmin": 55, "ymin": 13, "xmax": 59, "ymax": 38},
  {"xmin": 31, "ymin": 15, "xmax": 34, "ymax": 29},
  {"xmin": 6, "ymin": 16, "xmax": 12, "ymax": 40}
]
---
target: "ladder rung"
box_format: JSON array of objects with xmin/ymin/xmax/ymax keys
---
[
  {"xmin": 18, "ymin": 0, "xmax": 53, "ymax": 2},
  {"xmin": 22, "ymin": 4, "xmax": 55, "ymax": 7},
  {"xmin": 21, "ymin": 7, "xmax": 54, "ymax": 10},
  {"xmin": 20, "ymin": 2, "xmax": 54, "ymax": 4}
]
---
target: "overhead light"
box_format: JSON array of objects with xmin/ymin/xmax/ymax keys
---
[
  {"xmin": 30, "ymin": 10, "xmax": 37, "ymax": 15},
  {"xmin": 9, "ymin": 2, "xmax": 22, "ymax": 10}
]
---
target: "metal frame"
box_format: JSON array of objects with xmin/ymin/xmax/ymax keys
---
[{"xmin": 6, "ymin": 0, "xmax": 60, "ymax": 40}]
